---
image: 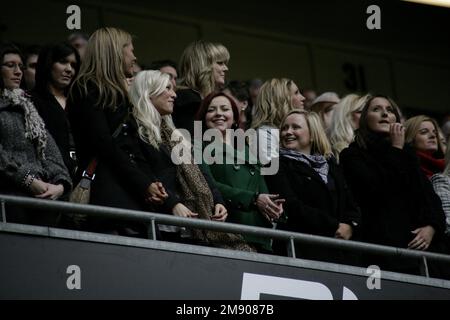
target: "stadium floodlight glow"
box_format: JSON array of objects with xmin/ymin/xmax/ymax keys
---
[{"xmin": 402, "ymin": 0, "xmax": 450, "ymax": 8}]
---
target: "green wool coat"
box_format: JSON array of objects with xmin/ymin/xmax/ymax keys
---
[{"xmin": 199, "ymin": 142, "xmax": 273, "ymax": 251}]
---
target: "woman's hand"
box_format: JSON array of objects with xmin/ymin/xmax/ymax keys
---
[
  {"xmin": 335, "ymin": 223, "xmax": 353, "ymax": 240},
  {"xmin": 390, "ymin": 123, "xmax": 405, "ymax": 149},
  {"xmin": 211, "ymin": 204, "xmax": 228, "ymax": 222},
  {"xmin": 146, "ymin": 182, "xmax": 168, "ymax": 204},
  {"xmin": 35, "ymin": 183, "xmax": 64, "ymax": 200},
  {"xmin": 256, "ymin": 194, "xmax": 284, "ymax": 222},
  {"xmin": 29, "ymin": 178, "xmax": 48, "ymax": 196},
  {"xmin": 408, "ymin": 226, "xmax": 435, "ymax": 251},
  {"xmin": 172, "ymin": 203, "xmax": 198, "ymax": 218}
]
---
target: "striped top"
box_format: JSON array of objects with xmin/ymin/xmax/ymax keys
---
[{"xmin": 431, "ymin": 173, "xmax": 450, "ymax": 235}]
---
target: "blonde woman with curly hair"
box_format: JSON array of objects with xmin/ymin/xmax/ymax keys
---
[
  {"xmin": 172, "ymin": 40, "xmax": 230, "ymax": 135},
  {"xmin": 328, "ymin": 93, "xmax": 369, "ymax": 161},
  {"xmin": 265, "ymin": 109, "xmax": 360, "ymax": 261},
  {"xmin": 251, "ymin": 78, "xmax": 305, "ymax": 164},
  {"xmin": 405, "ymin": 115, "xmax": 445, "ymax": 178}
]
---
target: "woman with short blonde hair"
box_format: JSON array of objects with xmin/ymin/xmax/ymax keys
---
[
  {"xmin": 173, "ymin": 41, "xmax": 230, "ymax": 134},
  {"xmin": 265, "ymin": 109, "xmax": 360, "ymax": 262},
  {"xmin": 179, "ymin": 41, "xmax": 230, "ymax": 97},
  {"xmin": 283, "ymin": 110, "xmax": 333, "ymax": 158}
]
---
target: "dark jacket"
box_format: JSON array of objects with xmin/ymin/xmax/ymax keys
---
[
  {"xmin": 172, "ymin": 88, "xmax": 202, "ymax": 136},
  {"xmin": 265, "ymin": 156, "xmax": 361, "ymax": 262},
  {"xmin": 31, "ymin": 90, "xmax": 77, "ymax": 177},
  {"xmin": 133, "ymin": 122, "xmax": 224, "ymax": 214},
  {"xmin": 67, "ymin": 84, "xmax": 157, "ymax": 235},
  {"xmin": 340, "ymin": 139, "xmax": 447, "ymax": 274}
]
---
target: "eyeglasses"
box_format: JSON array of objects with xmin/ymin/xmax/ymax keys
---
[{"xmin": 1, "ymin": 62, "xmax": 25, "ymax": 71}]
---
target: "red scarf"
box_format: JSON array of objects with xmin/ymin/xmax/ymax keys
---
[{"xmin": 416, "ymin": 150, "xmax": 445, "ymax": 178}]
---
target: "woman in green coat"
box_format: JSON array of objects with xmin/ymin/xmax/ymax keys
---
[{"xmin": 196, "ymin": 92, "xmax": 284, "ymax": 252}]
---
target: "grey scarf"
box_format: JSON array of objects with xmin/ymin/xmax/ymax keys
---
[
  {"xmin": 280, "ymin": 148, "xmax": 329, "ymax": 184},
  {"xmin": 1, "ymin": 88, "xmax": 47, "ymax": 159}
]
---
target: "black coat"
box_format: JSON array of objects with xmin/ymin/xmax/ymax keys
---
[
  {"xmin": 134, "ymin": 125, "xmax": 225, "ymax": 214},
  {"xmin": 67, "ymin": 84, "xmax": 157, "ymax": 235},
  {"xmin": 172, "ymin": 88, "xmax": 202, "ymax": 135},
  {"xmin": 340, "ymin": 139, "xmax": 447, "ymax": 274},
  {"xmin": 265, "ymin": 156, "xmax": 361, "ymax": 262},
  {"xmin": 32, "ymin": 90, "xmax": 77, "ymax": 177}
]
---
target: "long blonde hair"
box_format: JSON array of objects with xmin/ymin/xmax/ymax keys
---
[
  {"xmin": 179, "ymin": 40, "xmax": 229, "ymax": 97},
  {"xmin": 70, "ymin": 27, "xmax": 132, "ymax": 109},
  {"xmin": 251, "ymin": 78, "xmax": 296, "ymax": 129},
  {"xmin": 281, "ymin": 109, "xmax": 333, "ymax": 158},
  {"xmin": 129, "ymin": 70, "xmax": 176, "ymax": 149},
  {"xmin": 328, "ymin": 94, "xmax": 369, "ymax": 158}
]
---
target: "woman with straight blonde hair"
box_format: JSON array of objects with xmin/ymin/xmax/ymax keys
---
[
  {"xmin": 405, "ymin": 115, "xmax": 445, "ymax": 178},
  {"xmin": 67, "ymin": 27, "xmax": 168, "ymax": 236},
  {"xmin": 328, "ymin": 93, "xmax": 369, "ymax": 161},
  {"xmin": 265, "ymin": 109, "xmax": 360, "ymax": 262},
  {"xmin": 251, "ymin": 78, "xmax": 305, "ymax": 164},
  {"xmin": 172, "ymin": 40, "xmax": 230, "ymax": 135}
]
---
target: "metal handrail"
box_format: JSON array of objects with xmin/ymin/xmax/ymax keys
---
[{"xmin": 1, "ymin": 194, "xmax": 450, "ymax": 270}]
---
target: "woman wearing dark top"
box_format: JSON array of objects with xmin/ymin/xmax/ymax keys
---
[
  {"xmin": 265, "ymin": 110, "xmax": 360, "ymax": 263},
  {"xmin": 173, "ymin": 41, "xmax": 230, "ymax": 135},
  {"xmin": 32, "ymin": 43, "xmax": 80, "ymax": 178},
  {"xmin": 67, "ymin": 28, "xmax": 168, "ymax": 236},
  {"xmin": 340, "ymin": 95, "xmax": 447, "ymax": 276}
]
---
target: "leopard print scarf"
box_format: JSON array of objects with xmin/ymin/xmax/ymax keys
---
[{"xmin": 160, "ymin": 119, "xmax": 255, "ymax": 252}]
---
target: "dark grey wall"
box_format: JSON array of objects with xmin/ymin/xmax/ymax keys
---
[
  {"xmin": 1, "ymin": 0, "xmax": 449, "ymax": 114},
  {"xmin": 1, "ymin": 231, "xmax": 450, "ymax": 299}
]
